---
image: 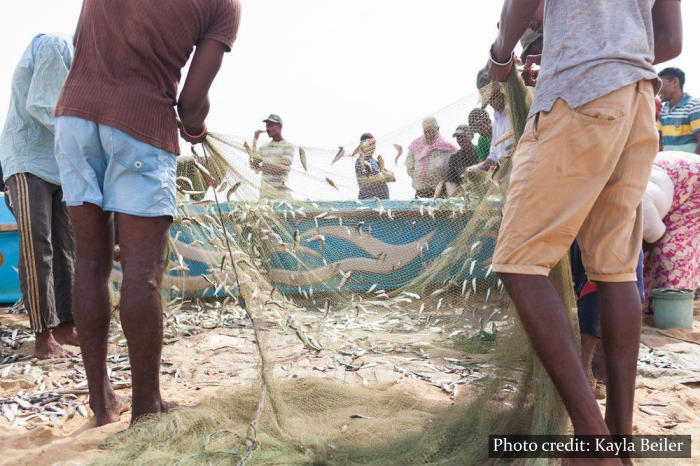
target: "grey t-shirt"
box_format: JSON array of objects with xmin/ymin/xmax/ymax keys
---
[{"xmin": 530, "ymin": 0, "xmax": 657, "ymax": 117}]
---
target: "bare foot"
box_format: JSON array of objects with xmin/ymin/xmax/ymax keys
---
[
  {"xmin": 52, "ymin": 323, "xmax": 80, "ymax": 347},
  {"xmin": 131, "ymin": 399, "xmax": 179, "ymax": 425},
  {"xmin": 93, "ymin": 395, "xmax": 131, "ymax": 427},
  {"xmin": 33, "ymin": 331, "xmax": 73, "ymax": 359}
]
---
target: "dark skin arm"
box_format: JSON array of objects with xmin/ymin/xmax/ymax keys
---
[
  {"xmin": 177, "ymin": 39, "xmax": 228, "ymax": 143},
  {"xmin": 695, "ymin": 133, "xmax": 700, "ymax": 156},
  {"xmin": 652, "ymin": 0, "xmax": 683, "ymax": 65},
  {"xmin": 487, "ymin": 0, "xmax": 542, "ymax": 82}
]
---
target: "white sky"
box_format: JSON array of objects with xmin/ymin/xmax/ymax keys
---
[{"xmin": 1, "ymin": 0, "xmax": 698, "ymax": 150}]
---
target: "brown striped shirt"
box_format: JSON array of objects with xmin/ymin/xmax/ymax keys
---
[{"xmin": 55, "ymin": 0, "xmax": 241, "ymax": 154}]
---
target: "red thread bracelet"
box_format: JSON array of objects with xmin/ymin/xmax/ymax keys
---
[{"xmin": 181, "ymin": 124, "xmax": 207, "ymax": 140}]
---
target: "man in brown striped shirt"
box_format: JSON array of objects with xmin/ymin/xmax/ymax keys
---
[{"xmin": 54, "ymin": 0, "xmax": 241, "ymax": 426}]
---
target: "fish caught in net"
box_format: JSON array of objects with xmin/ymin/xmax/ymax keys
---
[{"xmin": 96, "ymin": 73, "xmax": 575, "ymax": 465}]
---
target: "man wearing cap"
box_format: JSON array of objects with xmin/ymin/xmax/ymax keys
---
[
  {"xmin": 444, "ymin": 125, "xmax": 479, "ymax": 196},
  {"xmin": 406, "ymin": 117, "xmax": 456, "ymax": 198},
  {"xmin": 486, "ymin": 0, "xmax": 681, "ymax": 445},
  {"xmin": 476, "ymin": 69, "xmax": 513, "ymax": 171},
  {"xmin": 250, "ymin": 114, "xmax": 295, "ymax": 200},
  {"xmin": 354, "ymin": 133, "xmax": 396, "ymax": 200}
]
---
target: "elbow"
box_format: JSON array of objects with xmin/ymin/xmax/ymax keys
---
[
  {"xmin": 664, "ymin": 34, "xmax": 683, "ymax": 60},
  {"xmin": 668, "ymin": 37, "xmax": 683, "ymax": 60},
  {"xmin": 655, "ymin": 32, "xmax": 683, "ymax": 63}
]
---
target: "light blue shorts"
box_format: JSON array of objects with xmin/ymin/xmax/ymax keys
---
[{"xmin": 55, "ymin": 116, "xmax": 177, "ymax": 218}]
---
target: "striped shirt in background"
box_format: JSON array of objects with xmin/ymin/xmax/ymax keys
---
[
  {"xmin": 259, "ymin": 140, "xmax": 294, "ymax": 200},
  {"xmin": 658, "ymin": 93, "xmax": 700, "ymax": 153}
]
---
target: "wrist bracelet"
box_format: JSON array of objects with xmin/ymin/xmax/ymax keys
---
[
  {"xmin": 181, "ymin": 124, "xmax": 207, "ymax": 140},
  {"xmin": 489, "ymin": 45, "xmax": 514, "ymax": 67}
]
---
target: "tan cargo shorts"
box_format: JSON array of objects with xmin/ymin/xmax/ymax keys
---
[{"xmin": 492, "ymin": 81, "xmax": 658, "ymax": 282}]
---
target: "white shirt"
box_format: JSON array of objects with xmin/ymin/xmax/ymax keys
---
[
  {"xmin": 642, "ymin": 165, "xmax": 673, "ymax": 243},
  {"xmin": 487, "ymin": 108, "xmax": 512, "ymax": 163}
]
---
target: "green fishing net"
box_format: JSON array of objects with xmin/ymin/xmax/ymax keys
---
[{"xmin": 97, "ymin": 72, "xmax": 575, "ymax": 465}]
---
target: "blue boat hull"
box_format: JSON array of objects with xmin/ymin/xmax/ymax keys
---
[
  {"xmin": 142, "ymin": 199, "xmax": 497, "ymax": 297},
  {"xmin": 0, "ymin": 194, "xmax": 21, "ymax": 304},
  {"xmin": 1, "ymin": 195, "xmax": 497, "ymax": 301}
]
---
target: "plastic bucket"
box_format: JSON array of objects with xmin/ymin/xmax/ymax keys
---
[{"xmin": 651, "ymin": 288, "xmax": 694, "ymax": 330}]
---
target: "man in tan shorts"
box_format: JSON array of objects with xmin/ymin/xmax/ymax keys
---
[{"xmin": 486, "ymin": 0, "xmax": 682, "ymax": 452}]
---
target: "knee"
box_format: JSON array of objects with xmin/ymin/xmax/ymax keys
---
[
  {"xmin": 76, "ymin": 255, "xmax": 112, "ymax": 280},
  {"xmin": 120, "ymin": 266, "xmax": 162, "ymax": 297}
]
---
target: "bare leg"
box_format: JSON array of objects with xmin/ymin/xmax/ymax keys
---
[
  {"xmin": 117, "ymin": 214, "xmax": 175, "ymax": 423},
  {"xmin": 69, "ymin": 204, "xmax": 129, "ymax": 426},
  {"xmin": 498, "ymin": 273, "xmax": 611, "ymax": 436},
  {"xmin": 581, "ymin": 333, "xmax": 597, "ymax": 388},
  {"xmin": 33, "ymin": 330, "xmax": 72, "ymax": 359},
  {"xmin": 597, "ymin": 281, "xmax": 641, "ymax": 437},
  {"xmin": 53, "ymin": 323, "xmax": 80, "ymax": 347}
]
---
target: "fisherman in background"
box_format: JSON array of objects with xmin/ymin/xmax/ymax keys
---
[
  {"xmin": 476, "ymin": 70, "xmax": 513, "ymax": 171},
  {"xmin": 354, "ymin": 133, "xmax": 396, "ymax": 200},
  {"xmin": 444, "ymin": 125, "xmax": 479, "ymax": 197},
  {"xmin": 657, "ymin": 67, "xmax": 700, "ymax": 155},
  {"xmin": 488, "ymin": 0, "xmax": 681, "ymax": 448},
  {"xmin": 53, "ymin": 0, "xmax": 241, "ymax": 426},
  {"xmin": 406, "ymin": 116, "xmax": 456, "ymax": 198},
  {"xmin": 248, "ymin": 114, "xmax": 295, "ymax": 200},
  {"xmin": 0, "ymin": 34, "xmax": 77, "ymax": 360}
]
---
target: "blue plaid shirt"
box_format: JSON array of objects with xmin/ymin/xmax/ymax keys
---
[{"xmin": 0, "ymin": 34, "xmax": 73, "ymax": 186}]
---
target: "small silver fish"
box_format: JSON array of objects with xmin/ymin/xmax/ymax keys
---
[
  {"xmin": 299, "ymin": 147, "xmax": 308, "ymax": 172},
  {"xmin": 227, "ymin": 181, "xmax": 242, "ymax": 201},
  {"xmin": 326, "ymin": 177, "xmax": 339, "ymax": 190}
]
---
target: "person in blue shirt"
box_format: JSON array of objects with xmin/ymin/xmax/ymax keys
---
[
  {"xmin": 354, "ymin": 133, "xmax": 396, "ymax": 200},
  {"xmin": 0, "ymin": 34, "xmax": 77, "ymax": 359},
  {"xmin": 657, "ymin": 67, "xmax": 700, "ymax": 155}
]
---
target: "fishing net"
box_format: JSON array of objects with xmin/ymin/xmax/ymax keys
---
[{"xmin": 97, "ymin": 71, "xmax": 575, "ymax": 465}]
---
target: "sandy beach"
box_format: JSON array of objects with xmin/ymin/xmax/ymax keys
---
[{"xmin": 0, "ymin": 300, "xmax": 698, "ymax": 465}]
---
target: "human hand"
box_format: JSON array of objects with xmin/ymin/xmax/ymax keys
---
[
  {"xmin": 521, "ymin": 54, "xmax": 541, "ymax": 87},
  {"xmin": 479, "ymin": 159, "xmax": 497, "ymax": 171},
  {"xmin": 178, "ymin": 122, "xmax": 208, "ymax": 144}
]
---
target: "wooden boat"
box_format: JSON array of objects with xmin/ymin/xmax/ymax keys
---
[{"xmin": 0, "ymin": 195, "xmax": 498, "ymax": 301}]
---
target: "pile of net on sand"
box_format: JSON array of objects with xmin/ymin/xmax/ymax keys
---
[{"xmin": 95, "ymin": 72, "xmax": 575, "ymax": 465}]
